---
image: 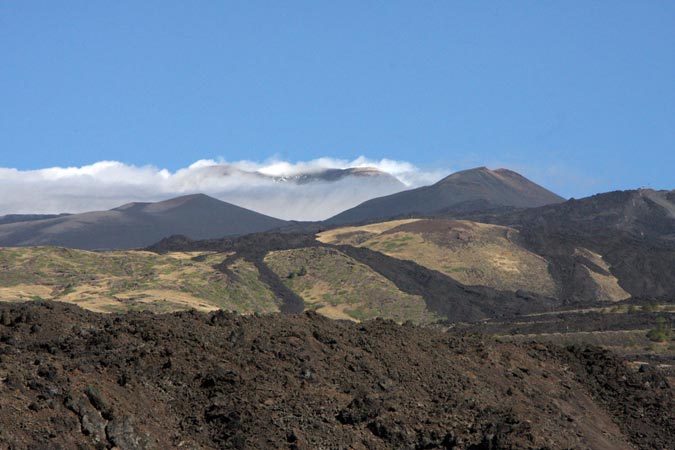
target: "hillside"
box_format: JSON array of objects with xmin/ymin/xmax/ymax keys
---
[
  {"xmin": 485, "ymin": 188, "xmax": 675, "ymax": 239},
  {"xmin": 0, "ymin": 214, "xmax": 71, "ymax": 226},
  {"xmin": 462, "ymin": 189, "xmax": 675, "ymax": 301},
  {"xmin": 0, "ymin": 194, "xmax": 287, "ymax": 250},
  {"xmin": 0, "ymin": 301, "xmax": 672, "ymax": 449},
  {"xmin": 147, "ymin": 232, "xmax": 563, "ymax": 322},
  {"xmin": 264, "ymin": 246, "xmax": 435, "ymax": 323},
  {"xmin": 162, "ymin": 164, "xmax": 408, "ymax": 220},
  {"xmin": 0, "ymin": 247, "xmax": 278, "ymax": 314},
  {"xmin": 327, "ymin": 167, "xmax": 565, "ymax": 225},
  {"xmin": 318, "ymin": 219, "xmax": 629, "ymax": 302},
  {"xmin": 464, "ymin": 305, "xmax": 675, "ymax": 382},
  {"xmin": 5, "ymin": 193, "xmax": 674, "ymax": 322}
]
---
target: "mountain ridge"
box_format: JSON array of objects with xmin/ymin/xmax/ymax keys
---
[
  {"xmin": 327, "ymin": 166, "xmax": 565, "ymax": 225},
  {"xmin": 0, "ymin": 194, "xmax": 287, "ymax": 250},
  {"xmin": 451, "ymin": 187, "xmax": 675, "ymax": 301}
]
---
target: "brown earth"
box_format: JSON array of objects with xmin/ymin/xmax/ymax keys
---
[
  {"xmin": 0, "ymin": 301, "xmax": 673, "ymax": 449},
  {"xmin": 450, "ymin": 189, "xmax": 675, "ymax": 303}
]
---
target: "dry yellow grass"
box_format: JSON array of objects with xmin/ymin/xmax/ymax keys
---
[
  {"xmin": 320, "ymin": 219, "xmax": 558, "ymax": 297},
  {"xmin": 0, "ymin": 284, "xmax": 53, "ymax": 301},
  {"xmin": 265, "ymin": 247, "xmax": 436, "ymax": 323},
  {"xmin": 316, "ymin": 219, "xmax": 422, "ymax": 245},
  {"xmin": 315, "ymin": 304, "xmax": 359, "ymax": 321},
  {"xmin": 575, "ymin": 248, "xmax": 630, "ymax": 301},
  {"xmin": 161, "ymin": 251, "xmax": 217, "ymax": 260},
  {"xmin": 323, "ymin": 220, "xmax": 630, "ymax": 302},
  {"xmin": 0, "ymin": 247, "xmax": 278, "ymax": 314},
  {"xmin": 113, "ymin": 289, "xmax": 220, "ymax": 312}
]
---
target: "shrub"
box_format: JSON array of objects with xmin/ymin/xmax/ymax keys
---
[
  {"xmin": 646, "ymin": 316, "xmax": 673, "ymax": 342},
  {"xmin": 643, "ymin": 302, "xmax": 659, "ymax": 313}
]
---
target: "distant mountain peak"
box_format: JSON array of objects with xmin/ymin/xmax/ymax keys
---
[
  {"xmin": 154, "ymin": 193, "xmax": 219, "ymax": 206},
  {"xmin": 436, "ymin": 167, "xmax": 520, "ymax": 184},
  {"xmin": 112, "ymin": 201, "xmax": 151, "ymax": 211},
  {"xmin": 112, "ymin": 194, "xmax": 225, "ymax": 213},
  {"xmin": 346, "ymin": 166, "xmax": 386, "ymax": 175},
  {"xmin": 0, "ymin": 194, "xmax": 287, "ymax": 250},
  {"xmin": 328, "ymin": 167, "xmax": 564, "ymax": 225},
  {"xmin": 272, "ymin": 167, "xmax": 405, "ymax": 186}
]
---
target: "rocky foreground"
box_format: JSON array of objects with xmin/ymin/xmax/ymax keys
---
[{"xmin": 0, "ymin": 302, "xmax": 673, "ymax": 449}]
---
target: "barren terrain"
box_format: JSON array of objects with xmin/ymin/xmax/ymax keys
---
[{"xmin": 0, "ymin": 301, "xmax": 673, "ymax": 449}]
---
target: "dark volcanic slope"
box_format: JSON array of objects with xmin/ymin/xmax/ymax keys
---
[
  {"xmin": 490, "ymin": 189, "xmax": 675, "ymax": 239},
  {"xmin": 327, "ymin": 167, "xmax": 565, "ymax": 225},
  {"xmin": 0, "ymin": 213, "xmax": 71, "ymax": 226},
  {"xmin": 335, "ymin": 244, "xmax": 561, "ymax": 321},
  {"xmin": 474, "ymin": 189, "xmax": 675, "ymax": 301},
  {"xmin": 0, "ymin": 194, "xmax": 287, "ymax": 250},
  {"xmin": 1, "ymin": 302, "xmax": 673, "ymax": 449},
  {"xmin": 147, "ymin": 232, "xmax": 562, "ymax": 322}
]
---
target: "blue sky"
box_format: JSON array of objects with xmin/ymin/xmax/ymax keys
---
[{"xmin": 1, "ymin": 1, "xmax": 674, "ymax": 198}]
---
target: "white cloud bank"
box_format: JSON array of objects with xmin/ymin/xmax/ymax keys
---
[{"xmin": 0, "ymin": 157, "xmax": 448, "ymax": 221}]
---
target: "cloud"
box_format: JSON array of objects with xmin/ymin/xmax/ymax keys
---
[{"xmin": 0, "ymin": 157, "xmax": 448, "ymax": 221}]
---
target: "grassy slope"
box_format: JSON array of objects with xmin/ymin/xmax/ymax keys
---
[
  {"xmin": 264, "ymin": 246, "xmax": 436, "ymax": 323},
  {"xmin": 319, "ymin": 220, "xmax": 632, "ymax": 302},
  {"xmin": 0, "ymin": 247, "xmax": 278, "ymax": 314},
  {"xmin": 319, "ymin": 219, "xmax": 558, "ymax": 297},
  {"xmin": 573, "ymin": 247, "xmax": 630, "ymax": 300}
]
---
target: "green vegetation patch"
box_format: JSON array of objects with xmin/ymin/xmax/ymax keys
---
[
  {"xmin": 264, "ymin": 247, "xmax": 436, "ymax": 323},
  {"xmin": 323, "ymin": 221, "xmax": 559, "ymax": 298},
  {"xmin": 647, "ymin": 316, "xmax": 673, "ymax": 343},
  {"xmin": 0, "ymin": 247, "xmax": 278, "ymax": 314}
]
